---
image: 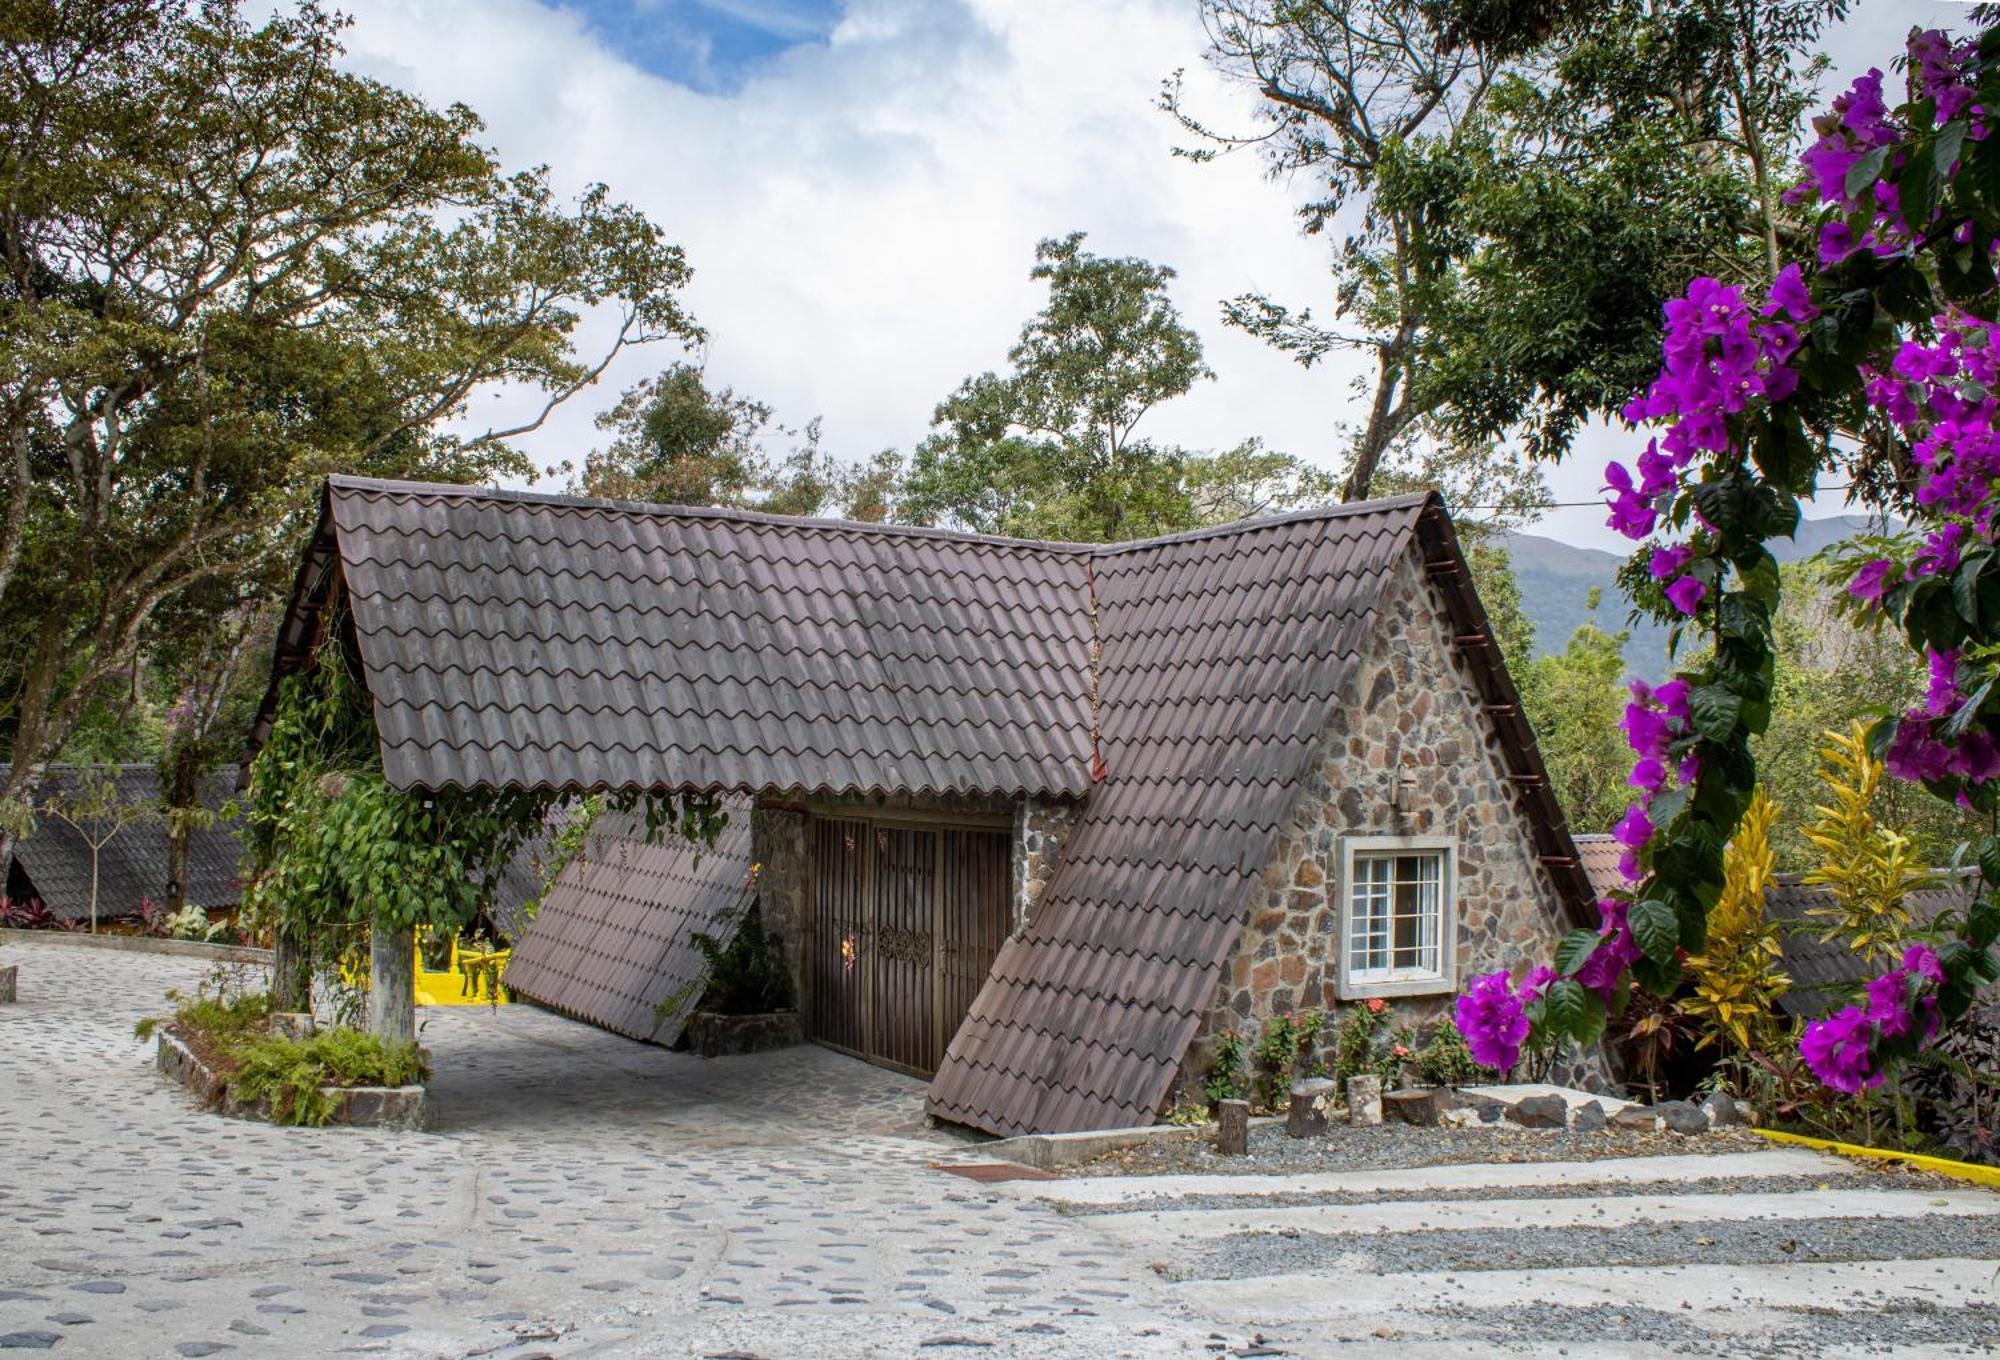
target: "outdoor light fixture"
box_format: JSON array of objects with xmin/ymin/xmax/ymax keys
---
[{"xmin": 1390, "ymin": 761, "xmax": 1419, "ymax": 817}]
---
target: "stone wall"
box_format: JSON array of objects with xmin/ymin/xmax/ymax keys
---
[
  {"xmin": 1012, "ymin": 797, "xmax": 1083, "ymax": 929},
  {"xmin": 751, "ymin": 804, "xmax": 812, "ymax": 986},
  {"xmin": 1182, "ymin": 546, "xmax": 1606, "ymax": 1098}
]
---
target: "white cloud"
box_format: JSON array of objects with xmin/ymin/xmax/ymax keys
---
[{"xmin": 338, "ymin": 0, "xmax": 1974, "ymax": 552}]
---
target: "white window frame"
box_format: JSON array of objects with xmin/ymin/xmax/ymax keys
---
[{"xmin": 1337, "ymin": 835, "xmax": 1456, "ymax": 999}]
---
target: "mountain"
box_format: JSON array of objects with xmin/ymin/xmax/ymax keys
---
[{"xmin": 1498, "ymin": 513, "xmax": 1888, "ymax": 671}]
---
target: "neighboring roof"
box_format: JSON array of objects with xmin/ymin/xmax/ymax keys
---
[
  {"xmin": 1574, "ymin": 833, "xmax": 1624, "ymax": 902},
  {"xmin": 252, "ymin": 476, "xmax": 1095, "ymax": 800},
  {"xmin": 485, "ymin": 802, "xmax": 581, "ymax": 941},
  {"xmin": 3, "ymin": 765, "xmax": 243, "ymax": 920},
  {"xmin": 502, "ymin": 802, "xmax": 755, "ymax": 1043},
  {"xmin": 926, "ymin": 500, "xmax": 1594, "ymax": 1136},
  {"xmin": 1766, "ymin": 871, "xmax": 1979, "ymax": 1017}
]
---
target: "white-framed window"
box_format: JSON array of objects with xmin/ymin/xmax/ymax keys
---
[{"xmin": 1338, "ymin": 835, "xmax": 1455, "ymax": 998}]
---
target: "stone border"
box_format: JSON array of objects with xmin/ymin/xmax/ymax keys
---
[
  {"xmin": 0, "ymin": 927, "xmax": 272, "ymax": 965},
  {"xmin": 982, "ymin": 1116, "xmax": 1285, "ymax": 1171},
  {"xmin": 154, "ymin": 1029, "xmax": 429, "ymax": 1131},
  {"xmin": 684, "ymin": 1008, "xmax": 801, "ymax": 1057}
]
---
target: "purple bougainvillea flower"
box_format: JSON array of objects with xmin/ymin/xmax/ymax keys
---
[
  {"xmin": 1664, "ymin": 575, "xmax": 1708, "ymax": 615},
  {"xmin": 1846, "ymin": 558, "xmax": 1895, "ymax": 603},
  {"xmin": 1925, "ymin": 648, "xmax": 1962, "ymax": 717},
  {"xmin": 1628, "ymin": 756, "xmax": 1668, "ymax": 794},
  {"xmin": 1574, "ymin": 897, "xmax": 1644, "ymax": 1003},
  {"xmin": 1648, "ymin": 544, "xmax": 1693, "ymax": 580},
  {"xmin": 1763, "ymin": 263, "xmax": 1820, "ymax": 323},
  {"xmin": 1801, "ymin": 1006, "xmax": 1882, "ymax": 1095},
  {"xmin": 1885, "ymin": 719, "xmax": 1953, "ymax": 783},
  {"xmin": 1455, "ymin": 970, "xmax": 1531, "ymax": 1072},
  {"xmin": 1819, "ymin": 220, "xmax": 1858, "ymax": 266},
  {"xmin": 1612, "ymin": 803, "xmax": 1654, "ymax": 850},
  {"xmin": 1521, "ymin": 965, "xmax": 1557, "ymax": 999}
]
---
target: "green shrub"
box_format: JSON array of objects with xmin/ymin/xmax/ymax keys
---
[
  {"xmin": 228, "ymin": 1028, "xmax": 426, "ymax": 1126},
  {"xmin": 1415, "ymin": 1016, "xmax": 1482, "ymax": 1087},
  {"xmin": 1204, "ymin": 1028, "xmax": 1250, "ymax": 1106},
  {"xmin": 691, "ymin": 903, "xmax": 794, "ymax": 1015},
  {"xmin": 1254, "ymin": 1010, "xmax": 1325, "ymax": 1109}
]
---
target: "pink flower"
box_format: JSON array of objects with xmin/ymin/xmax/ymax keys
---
[
  {"xmin": 1648, "ymin": 544, "xmax": 1693, "ymax": 581},
  {"xmin": 1801, "ymin": 1007, "xmax": 1883, "ymax": 1094},
  {"xmin": 1575, "ymin": 897, "xmax": 1645, "ymax": 1003},
  {"xmin": 1763, "ymin": 264, "xmax": 1819, "ymax": 323},
  {"xmin": 1455, "ymin": 970, "xmax": 1531, "ymax": 1072},
  {"xmin": 1846, "ymin": 558, "xmax": 1895, "ymax": 603},
  {"xmin": 1613, "ymin": 804, "xmax": 1654, "ymax": 849},
  {"xmin": 1665, "ymin": 575, "xmax": 1708, "ymax": 615},
  {"xmin": 1925, "ymin": 648, "xmax": 1962, "ymax": 717}
]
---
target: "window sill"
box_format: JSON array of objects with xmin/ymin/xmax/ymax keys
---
[{"xmin": 1338, "ymin": 973, "xmax": 1454, "ymax": 1001}]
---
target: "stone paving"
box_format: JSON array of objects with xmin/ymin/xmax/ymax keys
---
[
  {"xmin": 0, "ymin": 940, "xmax": 1204, "ymax": 1358},
  {"xmin": 5, "ymin": 938, "xmax": 2000, "ymax": 1358}
]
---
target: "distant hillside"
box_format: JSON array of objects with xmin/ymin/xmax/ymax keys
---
[{"xmin": 1498, "ymin": 513, "xmax": 1888, "ymax": 672}]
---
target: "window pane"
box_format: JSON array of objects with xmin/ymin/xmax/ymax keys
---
[{"xmin": 1349, "ymin": 849, "xmax": 1445, "ymax": 978}]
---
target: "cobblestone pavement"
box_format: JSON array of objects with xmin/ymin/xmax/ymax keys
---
[
  {"xmin": 0, "ymin": 941, "xmax": 1203, "ymax": 1358},
  {"xmin": 6, "ymin": 939, "xmax": 2000, "ymax": 1359}
]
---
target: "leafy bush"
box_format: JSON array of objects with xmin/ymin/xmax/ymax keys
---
[
  {"xmin": 1907, "ymin": 1003, "xmax": 2000, "ymax": 1165},
  {"xmin": 1414, "ymin": 1016, "xmax": 1483, "ymax": 1087},
  {"xmin": 1253, "ymin": 1010, "xmax": 1325, "ymax": 1109},
  {"xmin": 229, "ymin": 1028, "xmax": 426, "ymax": 1127},
  {"xmin": 1203, "ymin": 1028, "xmax": 1249, "ymax": 1106},
  {"xmin": 691, "ymin": 903, "xmax": 793, "ymax": 1015}
]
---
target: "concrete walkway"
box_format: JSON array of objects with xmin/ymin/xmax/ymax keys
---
[{"xmin": 2, "ymin": 938, "xmax": 1997, "ymax": 1357}]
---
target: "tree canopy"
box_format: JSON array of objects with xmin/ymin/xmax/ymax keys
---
[{"xmin": 0, "ymin": 0, "xmax": 701, "ymax": 854}]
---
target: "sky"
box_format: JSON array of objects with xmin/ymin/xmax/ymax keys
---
[{"xmin": 337, "ymin": 0, "xmax": 1978, "ymax": 551}]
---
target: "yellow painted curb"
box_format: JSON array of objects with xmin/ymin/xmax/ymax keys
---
[{"xmin": 1752, "ymin": 1127, "xmax": 2000, "ymax": 1189}]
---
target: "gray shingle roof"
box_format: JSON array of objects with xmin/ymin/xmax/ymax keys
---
[
  {"xmin": 1765, "ymin": 872, "xmax": 1980, "ymax": 1017},
  {"xmin": 3, "ymin": 765, "xmax": 243, "ymax": 921}
]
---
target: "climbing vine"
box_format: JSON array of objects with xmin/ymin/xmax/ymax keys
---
[
  {"xmin": 1461, "ymin": 24, "xmax": 2000, "ymax": 1095},
  {"xmin": 241, "ymin": 617, "xmax": 725, "ymax": 951}
]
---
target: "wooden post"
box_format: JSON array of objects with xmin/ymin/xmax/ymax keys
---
[
  {"xmin": 1216, "ymin": 1098, "xmax": 1250, "ymax": 1156},
  {"xmin": 368, "ymin": 920, "xmax": 415, "ymax": 1047}
]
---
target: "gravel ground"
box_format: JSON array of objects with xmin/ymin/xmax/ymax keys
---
[
  {"xmin": 1169, "ymin": 1212, "xmax": 2000, "ymax": 1280},
  {"xmin": 1413, "ymin": 1300, "xmax": 2000, "ymax": 1356},
  {"xmin": 1052, "ymin": 1170, "xmax": 1884, "ymax": 1216},
  {"xmin": 1066, "ymin": 1120, "xmax": 1771, "ymax": 1177}
]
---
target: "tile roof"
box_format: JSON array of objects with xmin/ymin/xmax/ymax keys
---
[
  {"xmin": 3, "ymin": 765, "xmax": 243, "ymax": 920},
  {"xmin": 926, "ymin": 501, "xmax": 1596, "ymax": 1135},
  {"xmin": 502, "ymin": 802, "xmax": 755, "ymax": 1043},
  {"xmin": 1574, "ymin": 833, "xmax": 1624, "ymax": 901},
  {"xmin": 253, "ymin": 476, "xmax": 1095, "ymax": 800},
  {"xmin": 258, "ymin": 477, "xmax": 1593, "ymax": 1134},
  {"xmin": 1764, "ymin": 872, "xmax": 1981, "ymax": 1017}
]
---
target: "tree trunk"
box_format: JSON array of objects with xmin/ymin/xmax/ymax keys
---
[
  {"xmin": 89, "ymin": 848, "xmax": 99, "ymax": 935},
  {"xmin": 1342, "ymin": 341, "xmax": 1414, "ymax": 503},
  {"xmin": 272, "ymin": 924, "xmax": 309, "ymax": 1012},
  {"xmin": 368, "ymin": 920, "xmax": 415, "ymax": 1047}
]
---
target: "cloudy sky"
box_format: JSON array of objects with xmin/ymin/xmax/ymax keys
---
[{"xmin": 340, "ymin": 0, "xmax": 1974, "ymax": 549}]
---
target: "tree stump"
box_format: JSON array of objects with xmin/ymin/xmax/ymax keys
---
[
  {"xmin": 0, "ymin": 963, "xmax": 15, "ymax": 1004},
  {"xmin": 1215, "ymin": 1098, "xmax": 1250, "ymax": 1156},
  {"xmin": 1286, "ymin": 1077, "xmax": 1337, "ymax": 1138},
  {"xmin": 270, "ymin": 1011, "xmax": 316, "ymax": 1041},
  {"xmin": 368, "ymin": 921, "xmax": 415, "ymax": 1047},
  {"xmin": 1346, "ymin": 1074, "xmax": 1383, "ymax": 1126}
]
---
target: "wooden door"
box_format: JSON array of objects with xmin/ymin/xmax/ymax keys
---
[{"xmin": 805, "ymin": 817, "xmax": 1011, "ymax": 1077}]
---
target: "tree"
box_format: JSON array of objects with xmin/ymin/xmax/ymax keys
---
[
  {"xmin": 573, "ymin": 363, "xmax": 901, "ymax": 520},
  {"xmin": 1518, "ymin": 594, "xmax": 1635, "ymax": 839},
  {"xmin": 0, "ymin": 1, "xmax": 702, "ymax": 865},
  {"xmin": 1166, "ymin": 0, "xmax": 1842, "ymax": 496},
  {"xmin": 903, "ymin": 232, "xmax": 1210, "ymax": 539},
  {"xmin": 40, "ymin": 765, "xmax": 157, "ymax": 934}
]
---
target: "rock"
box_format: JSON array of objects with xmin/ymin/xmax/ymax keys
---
[
  {"xmin": 1702, "ymin": 1092, "xmax": 1748, "ymax": 1127},
  {"xmin": 1439, "ymin": 1107, "xmax": 1485, "ymax": 1129},
  {"xmin": 1655, "ymin": 1100, "xmax": 1709, "ymax": 1135},
  {"xmin": 0, "ymin": 964, "xmax": 15, "ymax": 1004},
  {"xmin": 1570, "ymin": 1101, "xmax": 1608, "ymax": 1133},
  {"xmin": 1345, "ymin": 1075, "xmax": 1383, "ymax": 1126},
  {"xmin": 268, "ymin": 1012, "xmax": 314, "ymax": 1041},
  {"xmin": 1506, "ymin": 1093, "xmax": 1569, "ymax": 1129},
  {"xmin": 1215, "ymin": 1099, "xmax": 1250, "ymax": 1156},
  {"xmin": 1610, "ymin": 1106, "xmax": 1663, "ymax": 1133},
  {"xmin": 1286, "ymin": 1078, "xmax": 1337, "ymax": 1138}
]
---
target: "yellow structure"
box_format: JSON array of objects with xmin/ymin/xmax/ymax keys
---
[
  {"xmin": 1752, "ymin": 1127, "xmax": 2000, "ymax": 1190},
  {"xmin": 413, "ymin": 932, "xmax": 512, "ymax": 1007}
]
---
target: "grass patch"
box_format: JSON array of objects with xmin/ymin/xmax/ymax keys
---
[{"xmin": 141, "ymin": 984, "xmax": 426, "ymax": 1126}]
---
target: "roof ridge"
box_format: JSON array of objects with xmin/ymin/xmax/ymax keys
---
[{"xmin": 326, "ymin": 474, "xmax": 1437, "ymax": 556}]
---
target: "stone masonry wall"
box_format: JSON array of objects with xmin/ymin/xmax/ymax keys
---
[
  {"xmin": 1179, "ymin": 546, "xmax": 1606, "ymax": 1101},
  {"xmin": 1013, "ymin": 797, "xmax": 1083, "ymax": 930}
]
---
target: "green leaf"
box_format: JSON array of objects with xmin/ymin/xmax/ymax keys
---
[
  {"xmin": 1543, "ymin": 978, "xmax": 1606, "ymax": 1046},
  {"xmin": 1847, "ymin": 145, "xmax": 1891, "ymax": 199},
  {"xmin": 1629, "ymin": 897, "xmax": 1678, "ymax": 965},
  {"xmin": 1631, "ymin": 954, "xmax": 1684, "ymax": 996},
  {"xmin": 1937, "ymin": 119, "xmax": 1970, "ymax": 177},
  {"xmin": 1555, "ymin": 928, "xmax": 1603, "ymax": 978},
  {"xmin": 1687, "ymin": 685, "xmax": 1742, "ymax": 742}
]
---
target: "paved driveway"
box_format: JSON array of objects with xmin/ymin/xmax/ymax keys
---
[{"xmin": 4, "ymin": 938, "xmax": 1998, "ymax": 1358}]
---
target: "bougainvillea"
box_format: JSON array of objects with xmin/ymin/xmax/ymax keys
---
[{"xmin": 1493, "ymin": 23, "xmax": 2000, "ymax": 1094}]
